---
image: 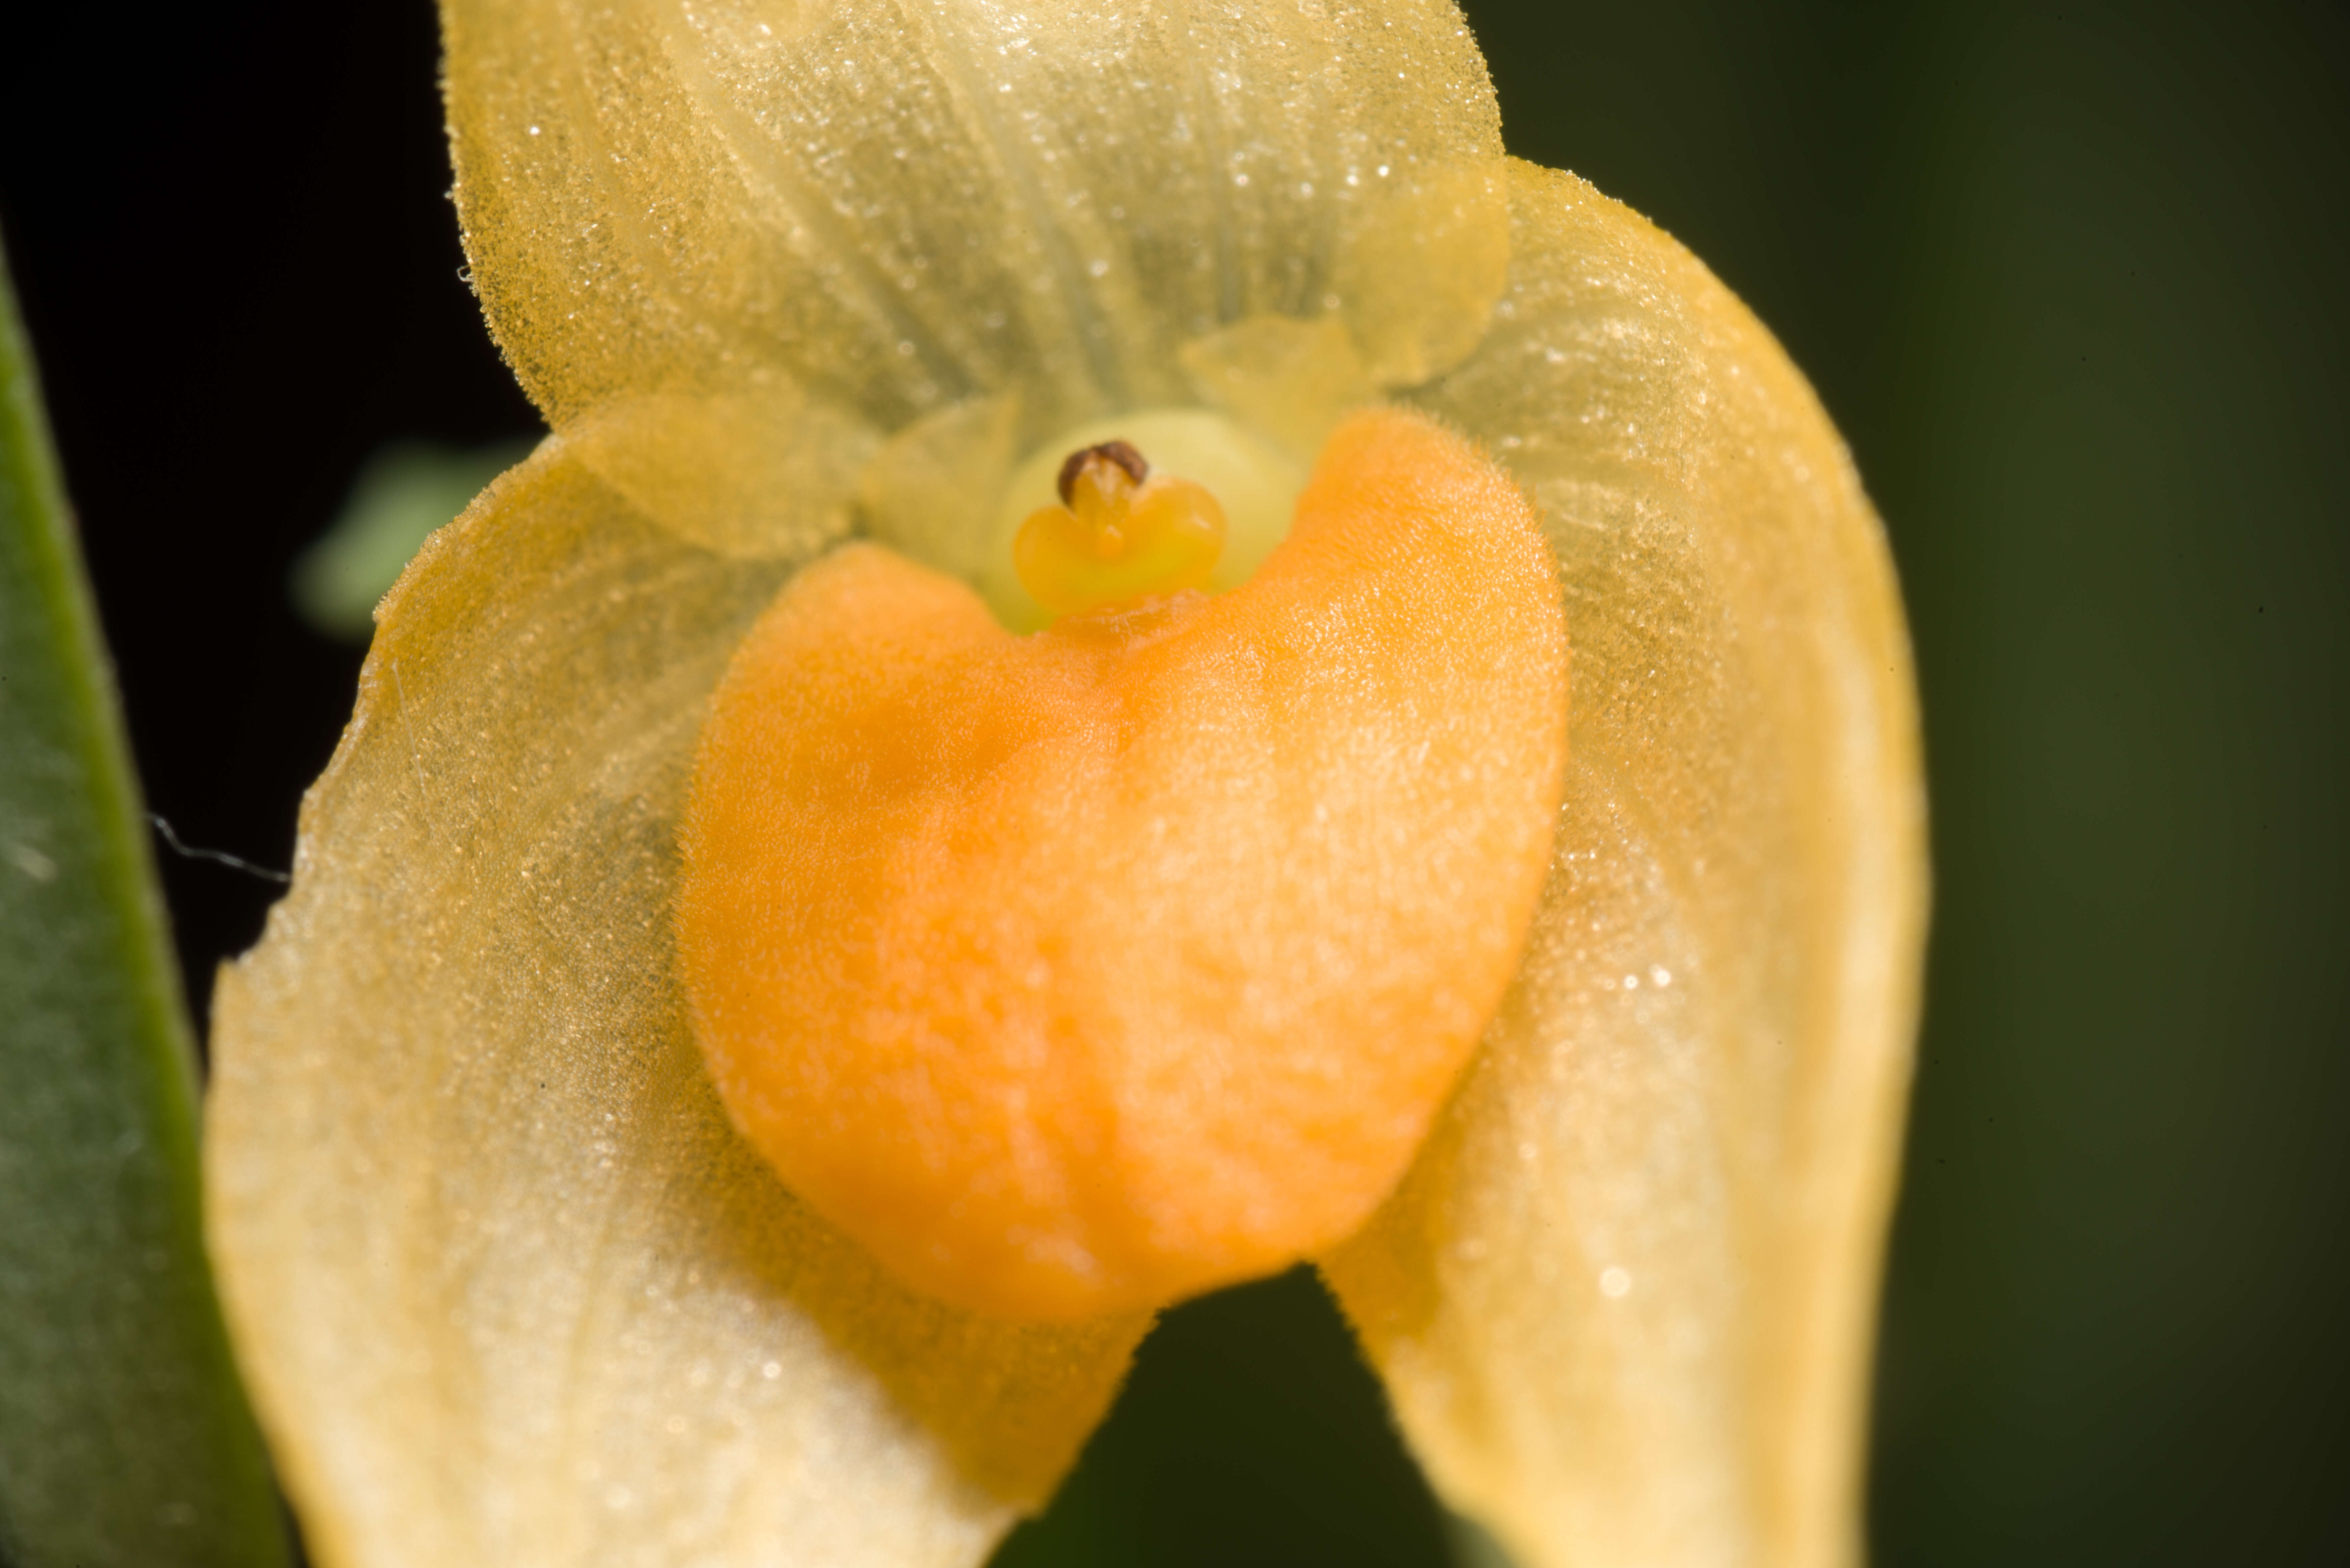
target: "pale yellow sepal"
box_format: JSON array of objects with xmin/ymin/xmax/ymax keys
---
[
  {"xmin": 1321, "ymin": 161, "xmax": 1927, "ymax": 1568},
  {"xmin": 206, "ymin": 441, "xmax": 1146, "ymax": 1568},
  {"xmin": 442, "ymin": 0, "xmax": 1505, "ymax": 441}
]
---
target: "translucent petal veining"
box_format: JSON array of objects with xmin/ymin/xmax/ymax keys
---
[
  {"xmin": 1322, "ymin": 162, "xmax": 1926, "ymax": 1568},
  {"xmin": 207, "ymin": 444, "xmax": 1145, "ymax": 1568}
]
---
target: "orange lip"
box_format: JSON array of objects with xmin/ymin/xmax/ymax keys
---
[{"xmin": 678, "ymin": 407, "xmax": 1569, "ymax": 1321}]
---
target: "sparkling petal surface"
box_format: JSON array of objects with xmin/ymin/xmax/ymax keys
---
[
  {"xmin": 1321, "ymin": 163, "xmax": 1927, "ymax": 1568},
  {"xmin": 206, "ymin": 444, "xmax": 1145, "ymax": 1568},
  {"xmin": 443, "ymin": 0, "xmax": 1504, "ymax": 451}
]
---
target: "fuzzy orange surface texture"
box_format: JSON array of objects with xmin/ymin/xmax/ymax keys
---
[{"xmin": 678, "ymin": 409, "xmax": 1569, "ymax": 1320}]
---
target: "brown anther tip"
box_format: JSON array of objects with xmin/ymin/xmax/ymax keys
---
[{"xmin": 1056, "ymin": 439, "xmax": 1150, "ymax": 505}]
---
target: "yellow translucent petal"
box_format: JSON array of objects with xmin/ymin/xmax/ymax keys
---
[
  {"xmin": 205, "ymin": 442, "xmax": 1146, "ymax": 1568},
  {"xmin": 859, "ymin": 394, "xmax": 1027, "ymax": 587},
  {"xmin": 565, "ymin": 388, "xmax": 881, "ymax": 560},
  {"xmin": 1321, "ymin": 161, "xmax": 1927, "ymax": 1568},
  {"xmin": 1331, "ymin": 160, "xmax": 1512, "ymax": 387},
  {"xmin": 442, "ymin": 0, "xmax": 1504, "ymax": 452},
  {"xmin": 1179, "ymin": 313, "xmax": 1376, "ymax": 463}
]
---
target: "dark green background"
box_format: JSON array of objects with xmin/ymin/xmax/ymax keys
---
[{"xmin": 3, "ymin": 1, "xmax": 2343, "ymax": 1563}]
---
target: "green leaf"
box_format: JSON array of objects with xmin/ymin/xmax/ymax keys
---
[{"xmin": 0, "ymin": 244, "xmax": 289, "ymax": 1564}]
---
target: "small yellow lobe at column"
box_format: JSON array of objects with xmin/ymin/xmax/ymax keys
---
[{"xmin": 1012, "ymin": 440, "xmax": 1227, "ymax": 618}]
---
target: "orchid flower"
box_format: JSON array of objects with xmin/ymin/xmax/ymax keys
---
[{"xmin": 202, "ymin": 2, "xmax": 1926, "ymax": 1566}]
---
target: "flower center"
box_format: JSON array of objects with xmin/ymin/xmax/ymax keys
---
[
  {"xmin": 974, "ymin": 408, "xmax": 1304, "ymax": 630},
  {"xmin": 1011, "ymin": 440, "xmax": 1226, "ymax": 618}
]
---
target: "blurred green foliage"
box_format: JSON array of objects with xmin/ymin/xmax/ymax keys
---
[{"xmin": 289, "ymin": 438, "xmax": 534, "ymax": 642}]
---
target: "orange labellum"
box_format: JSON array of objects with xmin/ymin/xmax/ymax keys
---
[{"xmin": 677, "ymin": 407, "xmax": 1569, "ymax": 1320}]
